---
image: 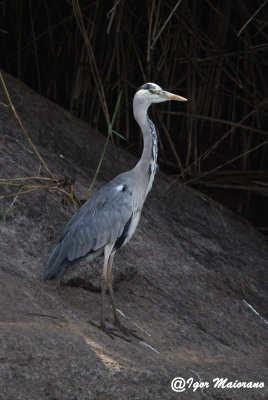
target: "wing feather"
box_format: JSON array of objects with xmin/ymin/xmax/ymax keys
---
[{"xmin": 45, "ymin": 176, "xmax": 134, "ymax": 279}]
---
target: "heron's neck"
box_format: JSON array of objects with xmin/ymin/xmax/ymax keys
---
[{"xmin": 134, "ymin": 106, "xmax": 158, "ymax": 186}]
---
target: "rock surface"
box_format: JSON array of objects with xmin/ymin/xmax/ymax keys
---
[{"xmin": 0, "ymin": 70, "xmax": 267, "ymax": 400}]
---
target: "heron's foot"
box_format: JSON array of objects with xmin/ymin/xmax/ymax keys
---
[
  {"xmin": 113, "ymin": 319, "xmax": 143, "ymax": 340},
  {"xmin": 88, "ymin": 320, "xmax": 132, "ymax": 342}
]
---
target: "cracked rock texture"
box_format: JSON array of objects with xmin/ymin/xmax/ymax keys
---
[{"xmin": 0, "ymin": 70, "xmax": 267, "ymax": 400}]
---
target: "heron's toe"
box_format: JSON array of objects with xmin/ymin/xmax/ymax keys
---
[{"xmin": 88, "ymin": 319, "xmax": 132, "ymax": 342}]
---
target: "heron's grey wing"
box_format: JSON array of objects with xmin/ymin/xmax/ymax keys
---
[
  {"xmin": 44, "ymin": 180, "xmax": 133, "ymax": 279},
  {"xmin": 66, "ymin": 193, "xmax": 133, "ymax": 261}
]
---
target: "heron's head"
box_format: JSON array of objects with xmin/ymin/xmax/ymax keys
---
[{"xmin": 134, "ymin": 82, "xmax": 187, "ymax": 107}]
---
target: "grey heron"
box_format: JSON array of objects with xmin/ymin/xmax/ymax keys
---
[{"xmin": 45, "ymin": 83, "xmax": 187, "ymax": 340}]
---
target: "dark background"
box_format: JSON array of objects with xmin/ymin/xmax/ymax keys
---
[{"xmin": 1, "ymin": 0, "xmax": 267, "ymax": 232}]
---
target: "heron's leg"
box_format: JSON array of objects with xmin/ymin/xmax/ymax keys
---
[
  {"xmin": 100, "ymin": 246, "xmax": 111, "ymax": 328},
  {"xmin": 89, "ymin": 246, "xmax": 140, "ymax": 341},
  {"xmin": 106, "ymin": 252, "xmax": 142, "ymax": 340},
  {"xmin": 88, "ymin": 246, "xmax": 131, "ymax": 342},
  {"xmin": 106, "ymin": 252, "xmax": 119, "ymax": 325}
]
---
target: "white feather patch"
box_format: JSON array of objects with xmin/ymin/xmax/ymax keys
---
[{"xmin": 116, "ymin": 184, "xmax": 124, "ymax": 192}]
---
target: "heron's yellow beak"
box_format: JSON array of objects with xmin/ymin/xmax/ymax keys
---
[{"xmin": 161, "ymin": 91, "xmax": 187, "ymax": 101}]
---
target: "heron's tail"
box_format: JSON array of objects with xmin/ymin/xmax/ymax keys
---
[
  {"xmin": 44, "ymin": 236, "xmax": 104, "ymax": 280},
  {"xmin": 44, "ymin": 242, "xmax": 72, "ymax": 280}
]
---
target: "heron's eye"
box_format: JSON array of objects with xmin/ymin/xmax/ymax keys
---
[{"xmin": 149, "ymin": 89, "xmax": 160, "ymax": 95}]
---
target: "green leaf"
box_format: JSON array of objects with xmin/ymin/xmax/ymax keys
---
[
  {"xmin": 110, "ymin": 89, "xmax": 123, "ymax": 131},
  {"xmin": 84, "ymin": 89, "xmax": 125, "ymax": 200},
  {"xmin": 111, "ymin": 129, "xmax": 127, "ymax": 141}
]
